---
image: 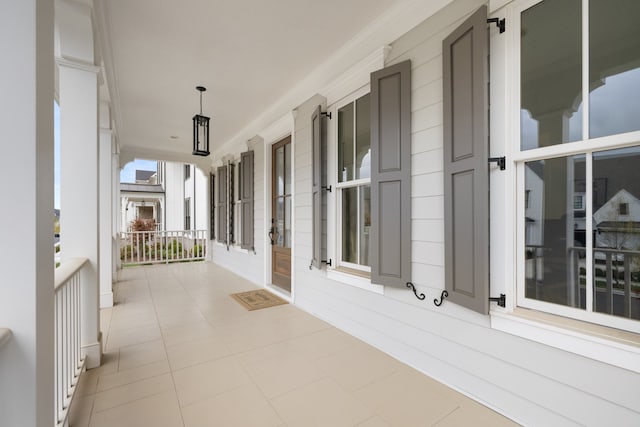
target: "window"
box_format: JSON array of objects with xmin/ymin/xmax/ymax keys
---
[
  {"xmin": 215, "ymin": 154, "xmax": 254, "ymax": 250},
  {"xmin": 184, "ymin": 197, "xmax": 191, "ymax": 230},
  {"xmin": 618, "ymin": 203, "xmax": 629, "ymax": 216},
  {"xmin": 336, "ymin": 93, "xmax": 371, "ymax": 272},
  {"xmin": 516, "ymin": 0, "xmax": 640, "ymax": 331},
  {"xmin": 184, "ymin": 164, "xmax": 191, "ymax": 180}
]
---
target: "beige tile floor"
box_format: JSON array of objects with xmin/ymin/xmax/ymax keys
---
[{"xmin": 69, "ymin": 262, "xmax": 518, "ymax": 427}]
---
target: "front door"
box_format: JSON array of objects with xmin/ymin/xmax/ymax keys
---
[{"xmin": 271, "ymin": 136, "xmax": 292, "ymax": 292}]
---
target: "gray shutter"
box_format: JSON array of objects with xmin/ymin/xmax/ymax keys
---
[
  {"xmin": 229, "ymin": 163, "xmax": 235, "ymax": 244},
  {"xmin": 210, "ymin": 173, "xmax": 215, "ymax": 240},
  {"xmin": 311, "ymin": 105, "xmax": 322, "ymax": 269},
  {"xmin": 443, "ymin": 5, "xmax": 489, "ymax": 314},
  {"xmin": 217, "ymin": 165, "xmax": 227, "ymax": 243},
  {"xmin": 370, "ymin": 60, "xmax": 412, "ymax": 287},
  {"xmin": 241, "ymin": 150, "xmax": 254, "ymax": 251}
]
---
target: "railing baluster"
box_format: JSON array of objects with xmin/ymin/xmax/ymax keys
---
[
  {"xmin": 118, "ymin": 229, "xmax": 207, "ymax": 266},
  {"xmin": 54, "ymin": 258, "xmax": 88, "ymax": 426}
]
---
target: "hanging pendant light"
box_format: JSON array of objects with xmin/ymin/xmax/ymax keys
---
[{"xmin": 192, "ymin": 86, "xmax": 210, "ymax": 156}]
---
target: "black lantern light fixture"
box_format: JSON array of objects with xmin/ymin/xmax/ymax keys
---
[{"xmin": 192, "ymin": 86, "xmax": 210, "ymax": 156}]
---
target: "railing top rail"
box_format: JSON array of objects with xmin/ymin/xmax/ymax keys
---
[
  {"xmin": 121, "ymin": 229, "xmax": 207, "ymax": 234},
  {"xmin": 0, "ymin": 328, "xmax": 12, "ymax": 349},
  {"xmin": 54, "ymin": 257, "xmax": 89, "ymax": 291},
  {"xmin": 565, "ymin": 246, "xmax": 640, "ymax": 256}
]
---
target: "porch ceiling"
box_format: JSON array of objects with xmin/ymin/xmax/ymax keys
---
[{"xmin": 96, "ymin": 0, "xmax": 401, "ymax": 164}]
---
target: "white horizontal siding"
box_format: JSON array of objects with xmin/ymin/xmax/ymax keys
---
[
  {"xmin": 209, "ymin": 143, "xmax": 265, "ymax": 286},
  {"xmin": 290, "ymin": 1, "xmax": 640, "ymax": 426},
  {"xmin": 202, "ymin": 0, "xmax": 640, "ymax": 424}
]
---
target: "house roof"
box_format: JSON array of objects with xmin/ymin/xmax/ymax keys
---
[{"xmin": 135, "ymin": 170, "xmax": 156, "ymax": 182}]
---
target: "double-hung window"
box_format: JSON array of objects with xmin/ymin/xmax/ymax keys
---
[
  {"xmin": 336, "ymin": 92, "xmax": 371, "ymax": 273},
  {"xmin": 514, "ymin": 0, "xmax": 640, "ymax": 332}
]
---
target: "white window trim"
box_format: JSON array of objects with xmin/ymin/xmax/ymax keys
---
[
  {"xmin": 489, "ymin": 0, "xmax": 640, "ymax": 372},
  {"xmin": 327, "ymin": 84, "xmax": 383, "ymax": 292}
]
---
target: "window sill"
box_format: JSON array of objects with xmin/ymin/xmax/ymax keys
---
[
  {"xmin": 327, "ymin": 267, "xmax": 384, "ymax": 295},
  {"xmin": 232, "ymin": 245, "xmax": 250, "ymax": 254},
  {"xmin": 491, "ymin": 308, "xmax": 640, "ymax": 373}
]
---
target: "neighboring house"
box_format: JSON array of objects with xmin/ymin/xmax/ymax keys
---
[
  {"xmin": 120, "ymin": 168, "xmax": 164, "ymax": 230},
  {"xmin": 594, "ymin": 189, "xmax": 640, "ymax": 251},
  {"xmin": 120, "ymin": 162, "xmax": 208, "ymax": 232}
]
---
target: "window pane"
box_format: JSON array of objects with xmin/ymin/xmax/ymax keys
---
[
  {"xmin": 275, "ymin": 196, "xmax": 284, "ymax": 247},
  {"xmin": 275, "ymin": 146, "xmax": 284, "ymax": 196},
  {"xmin": 284, "ymin": 142, "xmax": 291, "ymax": 195},
  {"xmin": 593, "ymin": 146, "xmax": 640, "ymax": 320},
  {"xmin": 284, "ymin": 196, "xmax": 291, "ymax": 248},
  {"xmin": 521, "ymin": 0, "xmax": 582, "ymax": 150},
  {"xmin": 589, "ymin": 0, "xmax": 640, "ymax": 138},
  {"xmin": 356, "ymin": 94, "xmax": 371, "ymax": 180},
  {"xmin": 359, "ymin": 185, "xmax": 371, "ymax": 266},
  {"xmin": 524, "ymin": 156, "xmax": 585, "ymax": 309},
  {"xmin": 338, "ymin": 103, "xmax": 354, "ymax": 182},
  {"xmin": 342, "ymin": 187, "xmax": 357, "ymax": 263}
]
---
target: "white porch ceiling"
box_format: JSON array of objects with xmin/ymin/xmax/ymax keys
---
[{"xmin": 96, "ymin": 0, "xmax": 402, "ymax": 164}]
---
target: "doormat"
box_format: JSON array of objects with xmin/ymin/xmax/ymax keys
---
[{"xmin": 230, "ymin": 289, "xmax": 288, "ymax": 311}]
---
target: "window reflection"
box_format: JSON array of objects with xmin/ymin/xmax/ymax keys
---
[
  {"xmin": 593, "ymin": 147, "xmax": 640, "ymax": 319},
  {"xmin": 524, "ymin": 156, "xmax": 585, "ymax": 308},
  {"xmin": 589, "ymin": 0, "xmax": 640, "ymax": 138},
  {"xmin": 520, "ymin": 0, "xmax": 582, "ymax": 150}
]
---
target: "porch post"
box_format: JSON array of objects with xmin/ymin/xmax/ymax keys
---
[
  {"xmin": 0, "ymin": 1, "xmax": 55, "ymax": 425},
  {"xmin": 57, "ymin": 0, "xmax": 102, "ymax": 369},
  {"xmin": 100, "ymin": 101, "xmax": 114, "ymax": 308},
  {"xmin": 114, "ymin": 150, "xmax": 122, "ymax": 273}
]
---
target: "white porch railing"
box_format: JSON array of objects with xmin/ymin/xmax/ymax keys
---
[
  {"xmin": 119, "ymin": 230, "xmax": 207, "ymax": 266},
  {"xmin": 54, "ymin": 257, "xmax": 88, "ymax": 427},
  {"xmin": 526, "ymin": 246, "xmax": 640, "ymax": 319}
]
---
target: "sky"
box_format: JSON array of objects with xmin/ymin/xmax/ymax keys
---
[
  {"xmin": 53, "ymin": 102, "xmax": 157, "ymax": 209},
  {"xmin": 120, "ymin": 159, "xmax": 157, "ymax": 183}
]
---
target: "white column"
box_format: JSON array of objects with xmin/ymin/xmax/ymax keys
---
[
  {"xmin": 113, "ymin": 152, "xmax": 122, "ymax": 273},
  {"xmin": 58, "ymin": 59, "xmax": 102, "ymax": 368},
  {"xmin": 0, "ymin": 1, "xmax": 55, "ymax": 426},
  {"xmin": 99, "ymin": 102, "xmax": 114, "ymax": 308}
]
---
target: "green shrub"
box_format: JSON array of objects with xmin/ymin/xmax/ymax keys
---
[{"xmin": 192, "ymin": 244, "xmax": 203, "ymax": 257}]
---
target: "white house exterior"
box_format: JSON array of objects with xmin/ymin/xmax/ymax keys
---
[
  {"xmin": 120, "ymin": 162, "xmax": 208, "ymax": 232},
  {"xmin": 1, "ymin": 0, "xmax": 639, "ymax": 426}
]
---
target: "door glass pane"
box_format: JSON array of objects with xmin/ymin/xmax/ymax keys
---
[
  {"xmin": 275, "ymin": 196, "xmax": 284, "ymax": 247},
  {"xmin": 284, "ymin": 142, "xmax": 291, "ymax": 195},
  {"xmin": 284, "ymin": 196, "xmax": 291, "ymax": 248},
  {"xmin": 342, "ymin": 187, "xmax": 357, "ymax": 263},
  {"xmin": 276, "ymin": 146, "xmax": 284, "ymax": 196},
  {"xmin": 524, "ymin": 155, "xmax": 585, "ymax": 309},
  {"xmin": 338, "ymin": 102, "xmax": 354, "ymax": 182},
  {"xmin": 521, "ymin": 0, "xmax": 582, "ymax": 150},
  {"xmin": 593, "ymin": 146, "xmax": 640, "ymax": 320},
  {"xmin": 359, "ymin": 185, "xmax": 371, "ymax": 266},
  {"xmin": 589, "ymin": 0, "xmax": 640, "ymax": 138},
  {"xmin": 356, "ymin": 94, "xmax": 371, "ymax": 180}
]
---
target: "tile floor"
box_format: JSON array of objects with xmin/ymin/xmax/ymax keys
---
[{"xmin": 69, "ymin": 262, "xmax": 518, "ymax": 427}]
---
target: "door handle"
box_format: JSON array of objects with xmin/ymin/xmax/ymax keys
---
[{"xmin": 268, "ymin": 227, "xmax": 275, "ymax": 245}]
